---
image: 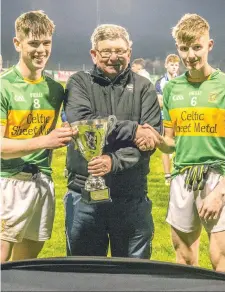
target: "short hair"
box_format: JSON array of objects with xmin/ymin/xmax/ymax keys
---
[
  {"xmin": 172, "ymin": 13, "xmax": 210, "ymax": 43},
  {"xmin": 132, "ymin": 58, "xmax": 146, "ymax": 68},
  {"xmin": 15, "ymin": 10, "xmax": 55, "ymax": 39},
  {"xmin": 165, "ymin": 54, "xmax": 180, "ymax": 65},
  {"xmin": 91, "ymin": 24, "xmax": 132, "ymax": 49}
]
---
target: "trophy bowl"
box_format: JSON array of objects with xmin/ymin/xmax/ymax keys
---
[{"xmin": 70, "ymin": 116, "xmax": 116, "ymax": 204}]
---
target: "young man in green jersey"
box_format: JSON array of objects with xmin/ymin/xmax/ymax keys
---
[
  {"xmin": 0, "ymin": 11, "xmax": 77, "ymax": 262},
  {"xmin": 136, "ymin": 13, "xmax": 225, "ymax": 271},
  {"xmin": 157, "ymin": 14, "xmax": 225, "ymax": 272}
]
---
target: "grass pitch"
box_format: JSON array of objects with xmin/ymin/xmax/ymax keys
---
[{"xmin": 39, "ymin": 147, "xmax": 211, "ymax": 270}]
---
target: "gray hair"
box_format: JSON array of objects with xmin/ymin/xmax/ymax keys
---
[{"xmin": 91, "ymin": 24, "xmax": 132, "ymax": 49}]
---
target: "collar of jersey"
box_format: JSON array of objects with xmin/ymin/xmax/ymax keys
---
[
  {"xmin": 164, "ymin": 73, "xmax": 170, "ymax": 81},
  {"xmin": 185, "ymin": 68, "xmax": 220, "ymax": 82},
  {"xmin": 23, "ymin": 76, "xmax": 44, "ymax": 84},
  {"xmin": 14, "ymin": 65, "xmax": 45, "ymax": 84}
]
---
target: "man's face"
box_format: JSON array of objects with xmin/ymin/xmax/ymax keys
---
[
  {"xmin": 165, "ymin": 61, "xmax": 179, "ymax": 77},
  {"xmin": 90, "ymin": 38, "xmax": 131, "ymax": 79},
  {"xmin": 14, "ymin": 33, "xmax": 52, "ymax": 72},
  {"xmin": 176, "ymin": 34, "xmax": 213, "ymax": 71}
]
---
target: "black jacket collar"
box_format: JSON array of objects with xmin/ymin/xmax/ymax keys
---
[{"xmin": 89, "ymin": 64, "xmax": 132, "ymax": 86}]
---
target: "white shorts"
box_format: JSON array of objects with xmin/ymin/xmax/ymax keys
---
[
  {"xmin": 0, "ymin": 172, "xmax": 55, "ymax": 243},
  {"xmin": 166, "ymin": 171, "xmax": 225, "ymax": 233}
]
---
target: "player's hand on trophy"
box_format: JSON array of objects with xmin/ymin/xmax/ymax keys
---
[
  {"xmin": 134, "ymin": 124, "xmax": 163, "ymax": 151},
  {"xmin": 198, "ymin": 189, "xmax": 224, "ymax": 221},
  {"xmin": 43, "ymin": 125, "xmax": 78, "ymax": 149},
  {"xmin": 61, "ymin": 121, "xmax": 70, "ymax": 127},
  {"xmin": 88, "ymin": 155, "xmax": 112, "ymax": 176}
]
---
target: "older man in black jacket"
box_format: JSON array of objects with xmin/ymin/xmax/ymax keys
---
[{"xmin": 64, "ymin": 24, "xmax": 162, "ymax": 259}]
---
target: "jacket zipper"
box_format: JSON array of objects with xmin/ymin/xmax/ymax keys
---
[{"xmin": 110, "ymin": 84, "xmax": 116, "ymax": 115}]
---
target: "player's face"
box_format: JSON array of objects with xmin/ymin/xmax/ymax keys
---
[
  {"xmin": 165, "ymin": 62, "xmax": 179, "ymax": 77},
  {"xmin": 90, "ymin": 38, "xmax": 131, "ymax": 79},
  {"xmin": 176, "ymin": 34, "xmax": 213, "ymax": 72},
  {"xmin": 14, "ymin": 33, "xmax": 52, "ymax": 72}
]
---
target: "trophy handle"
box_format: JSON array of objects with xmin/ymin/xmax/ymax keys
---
[
  {"xmin": 106, "ymin": 115, "xmax": 117, "ymax": 137},
  {"xmin": 71, "ymin": 124, "xmax": 79, "ymax": 150}
]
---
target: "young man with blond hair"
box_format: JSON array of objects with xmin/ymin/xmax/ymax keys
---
[
  {"xmin": 155, "ymin": 54, "xmax": 180, "ymax": 109},
  {"xmin": 155, "ymin": 54, "xmax": 180, "ymax": 185},
  {"xmin": 64, "ymin": 24, "xmax": 162, "ymax": 258},
  {"xmin": 157, "ymin": 14, "xmax": 225, "ymax": 271},
  {"xmin": 0, "ymin": 10, "xmax": 76, "ymax": 262}
]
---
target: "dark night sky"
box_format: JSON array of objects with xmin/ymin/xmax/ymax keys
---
[{"xmin": 1, "ymin": 0, "xmax": 225, "ymax": 70}]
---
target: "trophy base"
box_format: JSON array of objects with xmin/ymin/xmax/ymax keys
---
[{"xmin": 81, "ymin": 188, "xmax": 112, "ymax": 204}]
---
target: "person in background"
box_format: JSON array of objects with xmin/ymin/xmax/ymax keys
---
[
  {"xmin": 131, "ymin": 58, "xmax": 152, "ymax": 82},
  {"xmin": 155, "ymin": 54, "xmax": 180, "ymax": 185},
  {"xmin": 64, "ymin": 24, "xmax": 162, "ymax": 259},
  {"xmin": 0, "ymin": 10, "xmax": 76, "ymax": 263}
]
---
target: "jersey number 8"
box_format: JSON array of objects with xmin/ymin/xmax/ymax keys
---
[{"xmin": 33, "ymin": 98, "xmax": 41, "ymax": 109}]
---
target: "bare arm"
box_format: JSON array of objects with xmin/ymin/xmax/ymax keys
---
[
  {"xmin": 1, "ymin": 125, "xmax": 76, "ymax": 160},
  {"xmin": 157, "ymin": 94, "xmax": 163, "ymax": 109},
  {"xmin": 214, "ymin": 177, "xmax": 225, "ymax": 195},
  {"xmin": 157, "ymin": 127, "xmax": 175, "ymax": 154}
]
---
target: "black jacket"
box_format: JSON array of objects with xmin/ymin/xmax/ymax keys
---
[{"xmin": 65, "ymin": 65, "xmax": 162, "ymax": 198}]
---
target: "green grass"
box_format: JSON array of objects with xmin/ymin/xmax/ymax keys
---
[{"xmin": 39, "ymin": 148, "xmax": 212, "ymax": 270}]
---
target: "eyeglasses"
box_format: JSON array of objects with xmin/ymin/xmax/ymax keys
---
[{"xmin": 96, "ymin": 49, "xmax": 129, "ymax": 58}]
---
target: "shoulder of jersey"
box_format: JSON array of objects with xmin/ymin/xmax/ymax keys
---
[
  {"xmin": 215, "ymin": 70, "xmax": 225, "ymax": 83},
  {"xmin": 163, "ymin": 74, "xmax": 186, "ymax": 93},
  {"xmin": 0, "ymin": 67, "xmax": 16, "ymax": 79},
  {"xmin": 155, "ymin": 75, "xmax": 165, "ymax": 83},
  {"xmin": 0, "ymin": 67, "xmax": 19, "ymax": 87},
  {"xmin": 171, "ymin": 73, "xmax": 186, "ymax": 83}
]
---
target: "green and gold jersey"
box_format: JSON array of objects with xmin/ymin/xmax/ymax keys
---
[
  {"xmin": 163, "ymin": 69, "xmax": 225, "ymax": 176},
  {"xmin": 0, "ymin": 66, "xmax": 64, "ymax": 177}
]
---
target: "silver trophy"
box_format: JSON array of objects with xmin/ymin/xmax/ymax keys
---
[{"xmin": 71, "ymin": 115, "xmax": 117, "ymax": 204}]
